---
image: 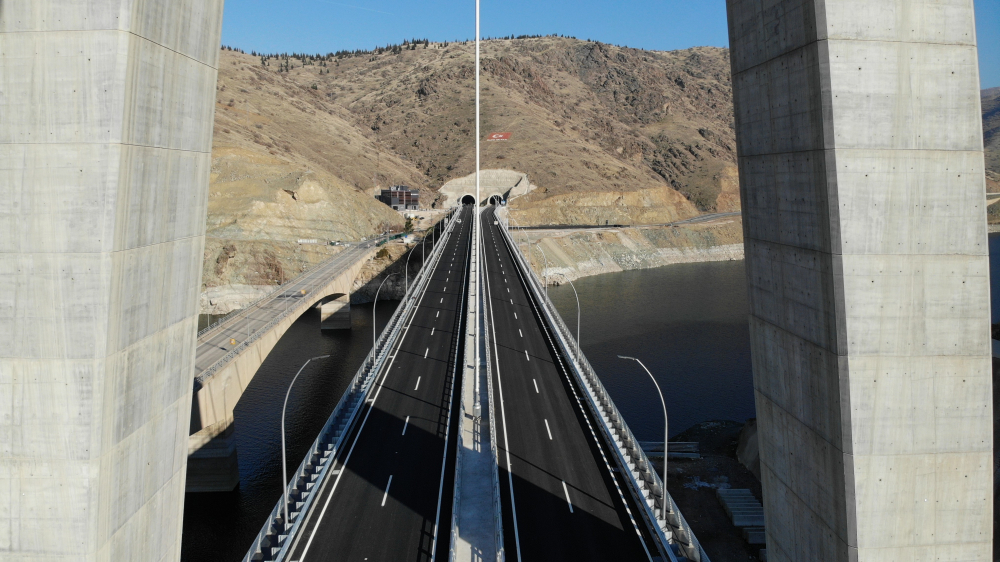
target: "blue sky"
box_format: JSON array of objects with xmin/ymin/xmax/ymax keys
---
[{"xmin": 221, "ymin": 0, "xmax": 998, "ymax": 88}]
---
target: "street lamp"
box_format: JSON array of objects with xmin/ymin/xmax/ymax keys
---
[
  {"xmin": 617, "ymin": 355, "xmax": 669, "ymax": 520},
  {"xmin": 281, "ymin": 354, "xmax": 331, "ymax": 525},
  {"xmin": 373, "ymin": 273, "xmax": 399, "ymax": 359},
  {"xmin": 566, "ymin": 277, "xmax": 580, "ymax": 354},
  {"xmin": 404, "ymin": 245, "xmax": 417, "ymax": 295},
  {"xmin": 537, "ymin": 246, "xmax": 550, "ymax": 296}
]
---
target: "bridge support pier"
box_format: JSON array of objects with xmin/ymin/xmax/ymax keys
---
[
  {"xmin": 0, "ymin": 2, "xmax": 224, "ymax": 559},
  {"xmin": 728, "ymin": 1, "xmax": 991, "ymax": 560},
  {"xmin": 186, "ymin": 417, "xmax": 240, "ymax": 493},
  {"xmin": 320, "ymin": 294, "xmax": 352, "ymax": 330}
]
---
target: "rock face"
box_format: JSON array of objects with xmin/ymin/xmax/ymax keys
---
[
  {"xmin": 204, "ymin": 49, "xmax": 408, "ymax": 298},
  {"xmin": 513, "ymin": 216, "xmax": 745, "ymax": 284}
]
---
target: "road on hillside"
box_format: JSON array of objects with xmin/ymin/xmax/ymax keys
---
[
  {"xmin": 285, "ymin": 204, "xmax": 473, "ymax": 562},
  {"xmin": 512, "ymin": 210, "xmax": 742, "ymax": 231},
  {"xmin": 481, "ymin": 205, "xmax": 658, "ymax": 561}
]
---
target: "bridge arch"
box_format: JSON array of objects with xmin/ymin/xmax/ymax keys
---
[{"xmin": 187, "ymin": 251, "xmax": 372, "ymax": 491}]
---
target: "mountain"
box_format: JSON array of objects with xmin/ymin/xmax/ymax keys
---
[
  {"xmin": 202, "ymin": 41, "xmax": 999, "ymax": 293},
  {"xmin": 253, "ymin": 36, "xmax": 738, "ymax": 224}
]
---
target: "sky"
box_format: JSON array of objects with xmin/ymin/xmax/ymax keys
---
[{"xmin": 221, "ymin": 0, "xmax": 998, "ymax": 89}]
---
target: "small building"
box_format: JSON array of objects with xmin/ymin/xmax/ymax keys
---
[{"xmin": 376, "ymin": 186, "xmax": 419, "ymax": 210}]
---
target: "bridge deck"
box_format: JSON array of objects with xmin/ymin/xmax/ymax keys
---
[
  {"xmin": 481, "ymin": 205, "xmax": 659, "ymax": 561},
  {"xmin": 284, "ymin": 205, "xmax": 473, "ymax": 562},
  {"xmin": 194, "ymin": 243, "xmax": 375, "ymax": 377}
]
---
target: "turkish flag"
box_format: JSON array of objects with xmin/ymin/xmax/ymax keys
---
[{"xmin": 486, "ymin": 132, "xmax": 512, "ymax": 141}]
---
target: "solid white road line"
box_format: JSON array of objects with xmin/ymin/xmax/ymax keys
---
[
  {"xmin": 482, "ymin": 222, "xmax": 523, "ymax": 561},
  {"xmin": 533, "ymin": 379, "xmax": 539, "ymax": 394},
  {"xmin": 544, "ymin": 419, "xmax": 553, "ymax": 440},
  {"xmin": 402, "ymin": 416, "xmax": 410, "ymax": 435},
  {"xmin": 415, "ymin": 376, "xmax": 421, "ymax": 390},
  {"xmin": 562, "ymin": 481, "xmax": 574, "ymax": 513},
  {"xmin": 424, "ymin": 348, "xmax": 429, "ymax": 358},
  {"xmin": 382, "ymin": 476, "xmax": 393, "ymax": 507},
  {"xmin": 525, "ymin": 350, "xmax": 530, "ymax": 361}
]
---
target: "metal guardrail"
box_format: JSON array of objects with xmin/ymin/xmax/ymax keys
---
[
  {"xmin": 495, "ymin": 209, "xmax": 710, "ymax": 562},
  {"xmin": 241, "ymin": 213, "xmax": 458, "ymax": 562},
  {"xmin": 451, "ymin": 209, "xmax": 505, "ymax": 562},
  {"xmin": 480, "ymin": 256, "xmax": 507, "ymax": 562},
  {"xmin": 446, "ymin": 221, "xmax": 478, "ymax": 562}
]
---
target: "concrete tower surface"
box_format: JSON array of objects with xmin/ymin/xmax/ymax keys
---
[
  {"xmin": 727, "ymin": 1, "xmax": 991, "ymax": 560},
  {"xmin": 0, "ymin": 1, "xmax": 224, "ymax": 560}
]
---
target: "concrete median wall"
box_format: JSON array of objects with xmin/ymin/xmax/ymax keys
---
[
  {"xmin": 0, "ymin": 1, "xmax": 224, "ymax": 560},
  {"xmin": 727, "ymin": 1, "xmax": 991, "ymax": 560}
]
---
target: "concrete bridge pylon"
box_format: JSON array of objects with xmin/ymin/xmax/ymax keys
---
[
  {"xmin": 728, "ymin": 1, "xmax": 991, "ymax": 559},
  {"xmin": 0, "ymin": 1, "xmax": 225, "ymax": 559}
]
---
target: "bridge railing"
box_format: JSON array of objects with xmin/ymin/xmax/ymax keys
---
[
  {"xmin": 495, "ymin": 209, "xmax": 710, "ymax": 562},
  {"xmin": 241, "ymin": 211, "xmax": 458, "ymax": 562}
]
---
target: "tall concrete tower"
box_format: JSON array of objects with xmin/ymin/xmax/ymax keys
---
[
  {"xmin": 727, "ymin": 1, "xmax": 992, "ymax": 560},
  {"xmin": 0, "ymin": 2, "xmax": 224, "ymax": 560}
]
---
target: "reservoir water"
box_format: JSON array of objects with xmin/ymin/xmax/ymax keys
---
[{"xmin": 547, "ymin": 261, "xmax": 754, "ymax": 441}]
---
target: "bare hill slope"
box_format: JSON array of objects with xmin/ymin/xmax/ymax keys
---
[{"xmin": 264, "ymin": 37, "xmax": 738, "ymax": 225}]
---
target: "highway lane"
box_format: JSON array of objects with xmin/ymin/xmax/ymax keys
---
[
  {"xmin": 286, "ymin": 205, "xmax": 473, "ymax": 562},
  {"xmin": 482, "ymin": 205, "xmax": 656, "ymax": 561}
]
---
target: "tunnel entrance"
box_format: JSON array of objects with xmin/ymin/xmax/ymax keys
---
[
  {"xmin": 488, "ymin": 195, "xmax": 502, "ymax": 206},
  {"xmin": 461, "ymin": 194, "xmax": 476, "ymax": 205}
]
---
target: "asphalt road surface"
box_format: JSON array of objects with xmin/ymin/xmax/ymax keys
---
[
  {"xmin": 482, "ymin": 205, "xmax": 658, "ymax": 561},
  {"xmin": 285, "ymin": 204, "xmax": 473, "ymax": 562}
]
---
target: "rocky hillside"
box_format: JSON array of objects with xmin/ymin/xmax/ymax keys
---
[
  {"xmin": 203, "ymin": 42, "xmax": 1000, "ymax": 296},
  {"xmin": 254, "ymin": 37, "xmax": 738, "ymax": 225}
]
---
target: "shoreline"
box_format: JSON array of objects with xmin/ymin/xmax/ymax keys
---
[{"xmin": 512, "ymin": 218, "xmax": 746, "ymax": 285}]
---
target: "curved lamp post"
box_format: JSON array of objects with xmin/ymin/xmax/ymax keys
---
[
  {"xmin": 404, "ymin": 246, "xmax": 417, "ymax": 295},
  {"xmin": 373, "ymin": 273, "xmax": 399, "ymax": 358},
  {"xmin": 617, "ymin": 355, "xmax": 669, "ymax": 519},
  {"xmin": 566, "ymin": 277, "xmax": 581, "ymax": 354},
  {"xmin": 281, "ymin": 354, "xmax": 331, "ymax": 525}
]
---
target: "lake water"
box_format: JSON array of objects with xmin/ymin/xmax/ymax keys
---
[{"xmin": 548, "ymin": 260, "xmax": 755, "ymax": 441}]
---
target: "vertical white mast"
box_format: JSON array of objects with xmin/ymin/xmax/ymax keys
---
[
  {"xmin": 475, "ymin": 0, "xmax": 480, "ymax": 208},
  {"xmin": 474, "ymin": 0, "xmax": 481, "ymax": 410}
]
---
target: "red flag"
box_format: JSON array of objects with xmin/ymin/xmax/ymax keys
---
[{"xmin": 486, "ymin": 132, "xmax": 512, "ymax": 141}]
